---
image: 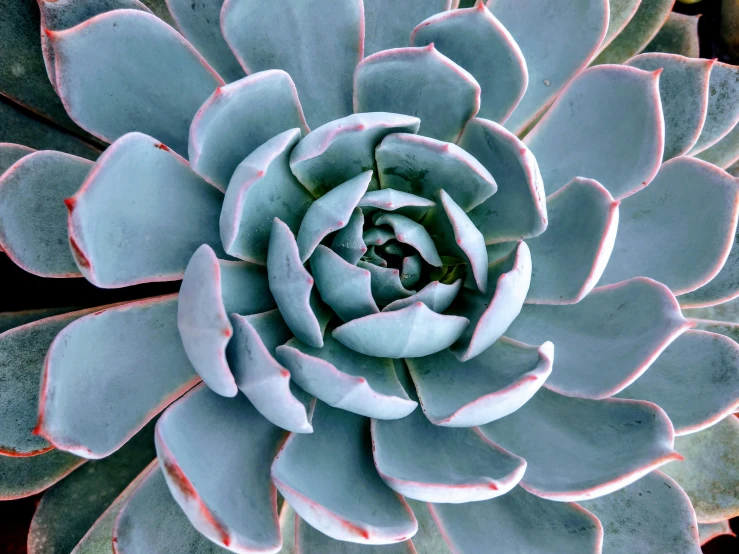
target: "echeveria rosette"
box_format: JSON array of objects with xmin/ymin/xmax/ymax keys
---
[{"xmin": 1, "ymin": 1, "xmax": 739, "ymax": 553}]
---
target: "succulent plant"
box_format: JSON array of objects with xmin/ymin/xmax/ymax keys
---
[{"xmin": 1, "ymin": 0, "xmax": 739, "ymax": 552}]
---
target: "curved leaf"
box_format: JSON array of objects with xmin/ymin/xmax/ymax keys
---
[
  {"xmin": 374, "ymin": 212, "xmax": 442, "ymax": 267},
  {"xmin": 354, "ymin": 45, "xmax": 481, "ymax": 143},
  {"xmin": 481, "ymin": 388, "xmax": 680, "ymax": 501},
  {"xmin": 698, "ymin": 520, "xmax": 735, "ymax": 546},
  {"xmin": 0, "ymin": 143, "xmax": 35, "ymax": 175},
  {"xmin": 524, "ymin": 64, "xmax": 664, "ymax": 200},
  {"xmin": 295, "ymin": 512, "xmax": 416, "ymax": 553},
  {"xmin": 358, "ymin": 189, "xmax": 435, "ymax": 221},
  {"xmin": 399, "ymin": 254, "xmax": 421, "ymax": 289},
  {"xmin": 688, "ymin": 62, "xmax": 739, "ymax": 156},
  {"xmin": 0, "ymin": 449, "xmax": 84, "ymax": 501},
  {"xmin": 0, "ymin": 306, "xmax": 78, "ymax": 335},
  {"xmin": 66, "ymin": 132, "xmax": 225, "ymax": 288},
  {"xmin": 221, "ymin": 0, "xmax": 362, "ymax": 128},
  {"xmin": 384, "ymin": 280, "xmax": 461, "ymax": 313},
  {"xmin": 330, "ymin": 208, "xmax": 367, "ymax": 265},
  {"xmin": 408, "ymin": 337, "xmax": 553, "ymax": 427},
  {"xmin": 600, "ymin": 0, "xmax": 643, "ymax": 51},
  {"xmin": 191, "ymin": 71, "xmax": 309, "ymax": 191},
  {"xmin": 696, "ymin": 121, "xmax": 739, "ymax": 170},
  {"xmin": 363, "ymin": 0, "xmax": 452, "ymax": 56},
  {"xmin": 643, "ymin": 12, "xmax": 700, "ymax": 57},
  {"xmin": 220, "ymin": 128, "xmax": 313, "ymax": 264},
  {"xmin": 48, "ymin": 9, "xmax": 223, "ymax": 156},
  {"xmin": 599, "ymin": 157, "xmax": 739, "ymax": 295},
  {"xmin": 358, "ymin": 261, "xmax": 414, "ymax": 306}
]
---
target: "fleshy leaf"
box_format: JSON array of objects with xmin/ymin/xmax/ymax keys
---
[
  {"xmin": 524, "ymin": 64, "xmax": 664, "ymax": 200},
  {"xmin": 363, "ymin": 0, "xmax": 452, "ymax": 56},
  {"xmin": 271, "ymin": 401, "xmax": 418, "ymax": 544},
  {"xmin": 617, "ymin": 330, "xmax": 739, "ymax": 435},
  {"xmin": 311, "ymin": 245, "xmax": 379, "ymax": 322},
  {"xmin": 289, "ymin": 112, "xmax": 420, "ymax": 197},
  {"xmin": 579, "ymin": 470, "xmax": 701, "ymax": 554},
  {"xmin": 227, "ymin": 311, "xmax": 312, "ymax": 433},
  {"xmin": 295, "ymin": 513, "xmax": 416, "ymax": 553},
  {"xmin": 405, "ymin": 500, "xmax": 451, "ymax": 553},
  {"xmin": 526, "ymin": 177, "xmax": 618, "ymax": 304},
  {"xmin": 165, "ymin": 0, "xmax": 245, "ymax": 82},
  {"xmin": 383, "ymin": 280, "xmax": 462, "ymax": 313},
  {"xmin": 358, "ymin": 189, "xmax": 435, "ymax": 221},
  {"xmin": 221, "ymin": 0, "xmax": 362, "ymax": 128},
  {"xmin": 459, "ymin": 118, "xmax": 547, "ymax": 242},
  {"xmin": 178, "ymin": 244, "xmax": 274, "ymax": 397},
  {"xmin": 506, "ymin": 277, "xmax": 688, "ymax": 399},
  {"xmin": 688, "ymin": 62, "xmax": 739, "ymax": 155},
  {"xmin": 407, "ymin": 337, "xmax": 553, "ymax": 427},
  {"xmin": 698, "ymin": 520, "xmax": 735, "ymax": 546},
  {"xmin": 481, "ymin": 388, "xmax": 679, "ymax": 501},
  {"xmin": 0, "ymin": 307, "xmax": 101, "ymax": 457},
  {"xmin": 374, "ymin": 212, "xmax": 443, "ymax": 267},
  {"xmin": 363, "ymin": 227, "xmax": 395, "ymax": 248},
  {"xmin": 0, "ymin": 306, "xmax": 77, "ymax": 335},
  {"xmin": 330, "ymin": 208, "xmax": 367, "ymax": 265},
  {"xmin": 411, "ymin": 2, "xmax": 527, "ymax": 123},
  {"xmin": 267, "ymin": 218, "xmax": 326, "ymax": 348},
  {"xmin": 27, "ymin": 420, "xmax": 156, "ymax": 554},
  {"xmin": 696, "ymin": 122, "xmax": 739, "ymax": 170},
  {"xmin": 599, "ymin": 157, "xmax": 739, "ymax": 295},
  {"xmin": 155, "ymin": 384, "xmax": 284, "ymax": 552},
  {"xmin": 625, "ymin": 54, "xmax": 713, "ymax": 160},
  {"xmin": 191, "ymin": 71, "xmax": 309, "ymax": 191},
  {"xmin": 47, "ymin": 9, "xmax": 223, "ymax": 156},
  {"xmin": 662, "ymin": 415, "xmax": 739, "ymax": 523},
  {"xmin": 296, "ymin": 171, "xmax": 372, "ymax": 262},
  {"xmin": 593, "ymin": 0, "xmax": 675, "ymax": 65},
  {"xmin": 643, "ymin": 12, "xmax": 700, "ymax": 57},
  {"xmin": 112, "ymin": 462, "xmax": 231, "ymax": 553},
  {"xmin": 0, "ymin": 143, "xmax": 35, "ymax": 175},
  {"xmin": 430, "ymin": 486, "xmax": 603, "ymax": 553},
  {"xmin": 0, "ymin": 449, "xmax": 84, "ymax": 501},
  {"xmin": 275, "ymin": 332, "xmax": 417, "ymax": 420},
  {"xmin": 375, "ymin": 132, "xmax": 496, "ymax": 212},
  {"xmin": 358, "ymin": 261, "xmax": 415, "ymax": 306},
  {"xmin": 372, "ymin": 412, "xmax": 525, "ymax": 502},
  {"xmin": 333, "ymin": 302, "xmax": 469, "ymax": 358},
  {"xmin": 600, "ymin": 0, "xmax": 643, "ymax": 51},
  {"xmin": 449, "ymin": 241, "xmax": 531, "ymax": 362},
  {"xmin": 362, "ymin": 246, "xmax": 389, "ymax": 268},
  {"xmin": 488, "ymin": 0, "xmax": 609, "ymax": 134},
  {"xmin": 354, "ymin": 45, "xmax": 481, "ymax": 143},
  {"xmin": 400, "ymin": 254, "xmax": 422, "ymax": 289},
  {"xmin": 66, "ymin": 132, "xmax": 225, "ymax": 288},
  {"xmin": 0, "ymin": 150, "xmax": 91, "ymax": 277},
  {"xmin": 37, "ymin": 295, "xmax": 199, "ymax": 459},
  {"xmin": 220, "ymin": 128, "xmax": 313, "ymax": 264}
]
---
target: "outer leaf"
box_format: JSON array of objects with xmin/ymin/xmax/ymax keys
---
[
  {"xmin": 488, "ymin": 0, "xmax": 609, "ymax": 134},
  {"xmin": 27, "ymin": 421, "xmax": 156, "ymax": 554},
  {"xmin": 698, "ymin": 521, "xmax": 735, "ymax": 546},
  {"xmin": 47, "ymin": 9, "xmax": 223, "ymax": 156},
  {"xmin": 220, "ymin": 128, "xmax": 313, "ymax": 264},
  {"xmin": 375, "ymin": 133, "xmax": 495, "ymax": 212},
  {"xmin": 593, "ymin": 0, "xmax": 675, "ymax": 65},
  {"xmin": 383, "ymin": 280, "xmax": 461, "ymax": 313},
  {"xmin": 311, "ymin": 245, "xmax": 379, "ymax": 322},
  {"xmin": 0, "ymin": 306, "xmax": 100, "ymax": 457},
  {"xmin": 448, "ymin": 241, "xmax": 531, "ymax": 362},
  {"xmin": 155, "ymin": 384, "xmax": 284, "ymax": 552},
  {"xmin": 275, "ymin": 332, "xmax": 417, "ymax": 420},
  {"xmin": 617, "ymin": 330, "xmax": 739, "ymax": 435},
  {"xmin": 688, "ymin": 62, "xmax": 739, "ymax": 155},
  {"xmin": 411, "ymin": 2, "xmax": 527, "ymax": 123},
  {"xmin": 227, "ymin": 311, "xmax": 313, "ymax": 434},
  {"xmin": 430, "ymin": 486, "xmax": 603, "ymax": 553},
  {"xmin": 371, "ymin": 404, "xmax": 526, "ymax": 503},
  {"xmin": 0, "ymin": 150, "xmax": 91, "ymax": 277},
  {"xmin": 112, "ymin": 462, "xmax": 230, "ymax": 553},
  {"xmin": 599, "ymin": 157, "xmax": 739, "ymax": 295},
  {"xmin": 481, "ymin": 388, "xmax": 680, "ymax": 501},
  {"xmin": 289, "ymin": 112, "xmax": 420, "ymax": 197},
  {"xmin": 37, "ymin": 295, "xmax": 199, "ymax": 459},
  {"xmin": 600, "ymin": 0, "xmax": 643, "ymax": 51},
  {"xmin": 0, "ymin": 306, "xmax": 77, "ymax": 335},
  {"xmin": 662, "ymin": 415, "xmax": 739, "ymax": 523},
  {"xmin": 165, "ymin": 0, "xmax": 245, "ymax": 82},
  {"xmin": 643, "ymin": 12, "xmax": 700, "ymax": 57},
  {"xmin": 0, "ymin": 143, "xmax": 34, "ymax": 175},
  {"xmin": 296, "ymin": 171, "xmax": 372, "ymax": 262},
  {"xmin": 178, "ymin": 244, "xmax": 274, "ymax": 397},
  {"xmin": 333, "ymin": 302, "xmax": 469, "ymax": 358},
  {"xmin": 221, "ymin": 0, "xmax": 362, "ymax": 129},
  {"xmin": 407, "ymin": 337, "xmax": 553, "ymax": 427},
  {"xmin": 0, "ymin": 449, "xmax": 84, "ymax": 501},
  {"xmin": 271, "ymin": 401, "xmax": 418, "ymax": 544},
  {"xmin": 363, "ymin": 0, "xmax": 452, "ymax": 56},
  {"xmin": 66, "ymin": 132, "xmax": 226, "ymax": 288},
  {"xmin": 579, "ymin": 471, "xmax": 701, "ymax": 554},
  {"xmin": 330, "ymin": 208, "xmax": 367, "ymax": 265},
  {"xmin": 295, "ymin": 513, "xmax": 416, "ymax": 553},
  {"xmin": 459, "ymin": 118, "xmax": 547, "ymax": 243},
  {"xmin": 354, "ymin": 45, "xmax": 481, "ymax": 143},
  {"xmin": 506, "ymin": 277, "xmax": 689, "ymax": 399},
  {"xmin": 190, "ymin": 71, "xmax": 309, "ymax": 191},
  {"xmin": 524, "ymin": 64, "xmax": 664, "ymax": 200},
  {"xmin": 625, "ymin": 54, "xmax": 713, "ymax": 160},
  {"xmin": 696, "ymin": 122, "xmax": 739, "ymax": 170},
  {"xmin": 267, "ymin": 218, "xmax": 327, "ymax": 348},
  {"xmin": 525, "ymin": 177, "xmax": 619, "ymax": 304}
]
